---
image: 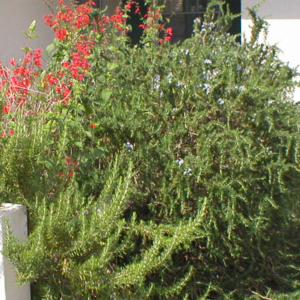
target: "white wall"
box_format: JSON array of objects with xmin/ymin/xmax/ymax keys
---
[{"xmin": 242, "ymin": 0, "xmax": 300, "ymax": 101}]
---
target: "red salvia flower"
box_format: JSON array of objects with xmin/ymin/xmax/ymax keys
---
[
  {"xmin": 2, "ymin": 105, "xmax": 11, "ymax": 114},
  {"xmin": 55, "ymin": 28, "xmax": 69, "ymax": 40},
  {"xmin": 166, "ymin": 27, "xmax": 173, "ymax": 36}
]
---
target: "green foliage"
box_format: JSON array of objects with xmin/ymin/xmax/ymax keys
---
[{"xmin": 2, "ymin": 1, "xmax": 300, "ymax": 299}]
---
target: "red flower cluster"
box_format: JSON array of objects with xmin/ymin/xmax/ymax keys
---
[
  {"xmin": 57, "ymin": 156, "xmax": 79, "ymax": 182},
  {"xmin": 125, "ymin": 1, "xmax": 136, "ymax": 10},
  {"xmin": 136, "ymin": 6, "xmax": 165, "ymax": 40},
  {"xmin": 43, "ymin": 14, "xmax": 58, "ymax": 28},
  {"xmin": 110, "ymin": 9, "xmax": 126, "ymax": 31},
  {"xmin": 0, "ymin": 48, "xmax": 43, "ymax": 118},
  {"xmin": 44, "ymin": 2, "xmax": 94, "ymax": 82},
  {"xmin": 25, "ymin": 49, "xmax": 43, "ymax": 67},
  {"xmin": 158, "ymin": 27, "xmax": 173, "ymax": 44},
  {"xmin": 0, "ymin": 129, "xmax": 14, "ymax": 138},
  {"xmin": 58, "ymin": 171, "xmax": 74, "ymax": 182},
  {"xmin": 1, "ymin": 1, "xmax": 170, "ymax": 139},
  {"xmin": 66, "ymin": 156, "xmax": 78, "ymax": 166},
  {"xmin": 45, "ymin": 1, "xmax": 94, "ymax": 39},
  {"xmin": 55, "ymin": 28, "xmax": 69, "ymax": 40}
]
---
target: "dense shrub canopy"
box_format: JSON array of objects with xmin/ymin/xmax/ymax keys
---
[{"xmin": 1, "ymin": 1, "xmax": 300, "ymax": 299}]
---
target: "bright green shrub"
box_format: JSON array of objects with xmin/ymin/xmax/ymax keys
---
[{"xmin": 1, "ymin": 1, "xmax": 300, "ymax": 299}]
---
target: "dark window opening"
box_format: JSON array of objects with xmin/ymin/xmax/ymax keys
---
[
  {"xmin": 226, "ymin": 0, "xmax": 241, "ymax": 43},
  {"xmin": 122, "ymin": 0, "xmax": 149, "ymax": 45},
  {"xmin": 160, "ymin": 0, "xmax": 212, "ymax": 43},
  {"xmin": 160, "ymin": 0, "xmax": 241, "ymax": 43},
  {"xmin": 77, "ymin": 0, "xmax": 241, "ymax": 44}
]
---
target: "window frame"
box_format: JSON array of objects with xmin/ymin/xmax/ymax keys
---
[{"xmin": 159, "ymin": 0, "xmax": 219, "ymax": 42}]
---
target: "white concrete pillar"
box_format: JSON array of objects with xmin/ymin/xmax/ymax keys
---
[{"xmin": 0, "ymin": 204, "xmax": 30, "ymax": 300}]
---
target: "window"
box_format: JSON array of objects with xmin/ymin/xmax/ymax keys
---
[
  {"xmin": 77, "ymin": 0, "xmax": 241, "ymax": 43},
  {"xmin": 122, "ymin": 0, "xmax": 149, "ymax": 45},
  {"xmin": 159, "ymin": 0, "xmax": 214, "ymax": 43},
  {"xmin": 159, "ymin": 0, "xmax": 241, "ymax": 43},
  {"xmin": 225, "ymin": 0, "xmax": 241, "ymax": 42}
]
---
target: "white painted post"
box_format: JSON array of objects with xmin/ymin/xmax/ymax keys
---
[{"xmin": 0, "ymin": 203, "xmax": 31, "ymax": 300}]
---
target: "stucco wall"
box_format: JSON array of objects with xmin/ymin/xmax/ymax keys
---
[
  {"xmin": 242, "ymin": 0, "xmax": 300, "ymax": 68},
  {"xmin": 242, "ymin": 0, "xmax": 300, "ymax": 100},
  {"xmin": 242, "ymin": 0, "xmax": 300, "ymax": 19},
  {"xmin": 0, "ymin": 0, "xmax": 57, "ymax": 64}
]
